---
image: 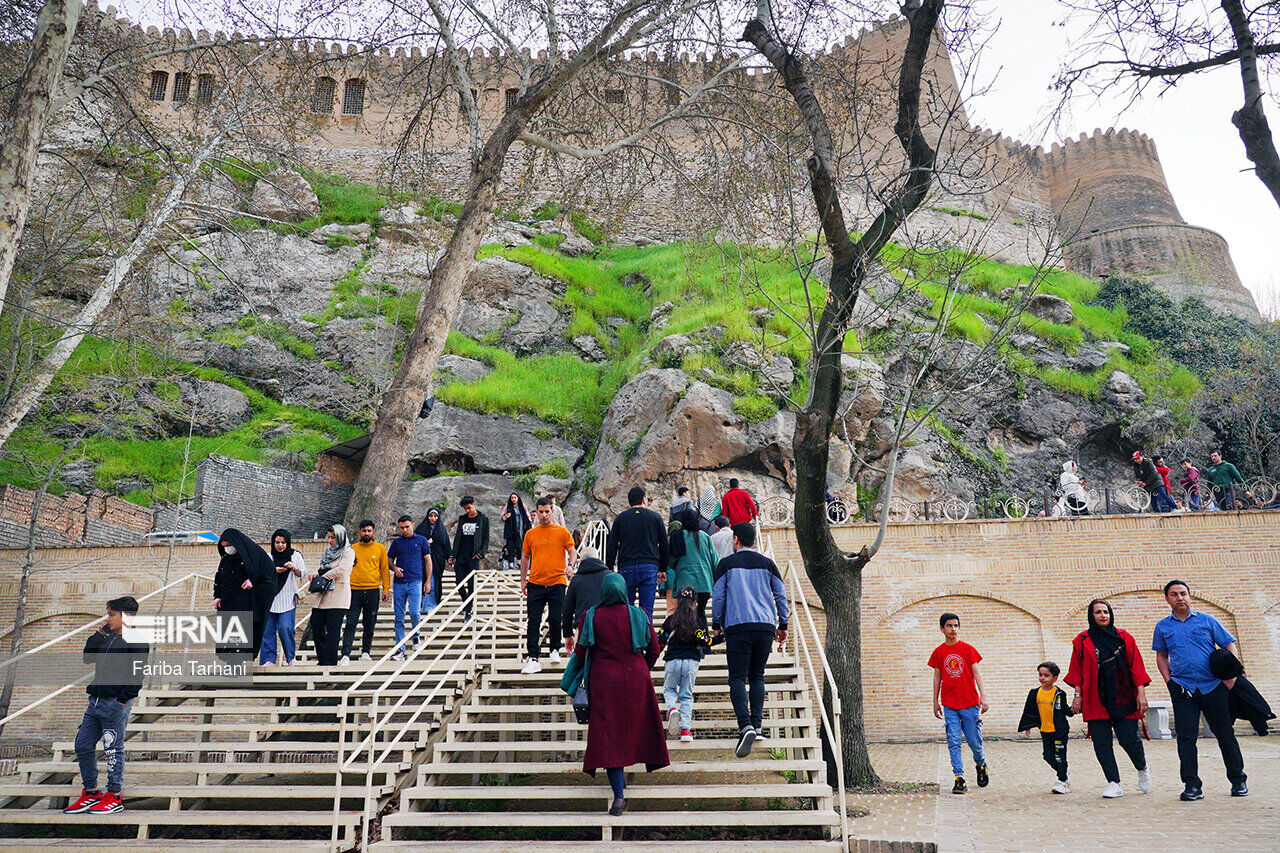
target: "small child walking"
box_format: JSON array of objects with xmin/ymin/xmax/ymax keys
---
[
  {"xmin": 1018, "ymin": 661, "xmax": 1075, "ymax": 794},
  {"xmin": 928, "ymin": 612, "xmax": 990, "ymax": 794},
  {"xmin": 657, "ymin": 586, "xmax": 713, "ymax": 742}
]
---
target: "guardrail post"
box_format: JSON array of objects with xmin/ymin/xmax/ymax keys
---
[
  {"xmin": 922, "ymin": 500, "xmax": 930, "ymax": 521},
  {"xmin": 1043, "ymin": 488, "xmax": 1051, "ymax": 515},
  {"xmin": 1105, "ymin": 488, "xmax": 1113, "ymax": 515}
]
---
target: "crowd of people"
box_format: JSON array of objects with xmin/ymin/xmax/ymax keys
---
[
  {"xmin": 1046, "ymin": 450, "xmax": 1269, "ymax": 517},
  {"xmin": 61, "ymin": 475, "xmax": 1270, "ymax": 817},
  {"xmin": 939, "ymin": 580, "xmax": 1272, "ymax": 802}
]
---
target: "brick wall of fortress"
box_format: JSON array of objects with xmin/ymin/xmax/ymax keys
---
[
  {"xmin": 766, "ymin": 511, "xmax": 1279, "ymax": 740},
  {"xmin": 1, "ymin": 513, "xmax": 1275, "ymax": 748},
  {"xmin": 80, "ymin": 4, "xmax": 1256, "ymax": 314}
]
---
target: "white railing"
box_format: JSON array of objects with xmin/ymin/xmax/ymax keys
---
[
  {"xmin": 330, "ymin": 568, "xmax": 522, "ymax": 852},
  {"xmin": 0, "ymin": 572, "xmax": 214, "ymax": 729},
  {"xmin": 781, "ymin": 558, "xmax": 848, "ymax": 850},
  {"xmin": 580, "ymin": 518, "xmax": 609, "ymax": 558}
]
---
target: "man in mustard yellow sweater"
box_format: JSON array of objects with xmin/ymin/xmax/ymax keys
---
[{"xmin": 342, "ymin": 520, "xmax": 390, "ymax": 663}]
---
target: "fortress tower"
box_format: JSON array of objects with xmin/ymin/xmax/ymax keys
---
[{"xmin": 1039, "ymin": 129, "xmax": 1260, "ymax": 321}]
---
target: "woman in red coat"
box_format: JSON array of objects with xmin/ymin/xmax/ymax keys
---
[
  {"xmin": 1064, "ymin": 599, "xmax": 1152, "ymax": 799},
  {"xmin": 574, "ymin": 573, "xmax": 669, "ymax": 815}
]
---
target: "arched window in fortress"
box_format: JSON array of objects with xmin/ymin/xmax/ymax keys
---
[
  {"xmin": 197, "ymin": 74, "xmax": 214, "ymax": 104},
  {"xmin": 505, "ymin": 88, "xmax": 518, "ymax": 112},
  {"xmin": 313, "ymin": 77, "xmax": 336, "ymax": 115},
  {"xmin": 149, "ymin": 71, "xmax": 168, "ymax": 102},
  {"xmin": 342, "ymin": 79, "xmax": 365, "ymax": 116},
  {"xmin": 172, "ymin": 72, "xmax": 191, "ymax": 104}
]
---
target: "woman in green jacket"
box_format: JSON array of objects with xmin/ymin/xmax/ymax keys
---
[{"xmin": 664, "ymin": 506, "xmax": 718, "ymax": 621}]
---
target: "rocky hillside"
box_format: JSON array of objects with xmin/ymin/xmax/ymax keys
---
[{"xmin": 3, "ymin": 165, "xmax": 1260, "ymax": 521}]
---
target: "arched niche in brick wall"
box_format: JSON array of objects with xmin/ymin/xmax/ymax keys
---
[
  {"xmin": 866, "ymin": 593, "xmax": 1045, "ymax": 733},
  {"xmin": 0, "ymin": 609, "xmax": 104, "ymax": 644}
]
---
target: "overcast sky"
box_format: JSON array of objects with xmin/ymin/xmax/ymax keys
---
[{"xmin": 962, "ymin": 0, "xmax": 1280, "ymax": 312}]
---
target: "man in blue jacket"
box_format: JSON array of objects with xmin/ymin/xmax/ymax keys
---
[{"xmin": 712, "ymin": 522, "xmax": 788, "ymax": 758}]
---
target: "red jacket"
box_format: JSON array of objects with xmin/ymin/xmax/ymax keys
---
[
  {"xmin": 721, "ymin": 488, "xmax": 758, "ymax": 525},
  {"xmin": 1064, "ymin": 628, "xmax": 1151, "ymax": 722}
]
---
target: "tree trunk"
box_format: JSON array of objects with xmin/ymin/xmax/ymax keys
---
[
  {"xmin": 344, "ymin": 115, "xmax": 527, "ymax": 531},
  {"xmin": 1222, "ymin": 0, "xmax": 1280, "ymax": 209},
  {"xmin": 0, "ymin": 0, "xmax": 83, "ymax": 327},
  {"xmin": 818, "ymin": 559, "xmax": 876, "ymax": 786}
]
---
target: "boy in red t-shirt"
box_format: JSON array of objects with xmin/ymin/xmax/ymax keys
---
[{"xmin": 928, "ymin": 612, "xmax": 990, "ymax": 794}]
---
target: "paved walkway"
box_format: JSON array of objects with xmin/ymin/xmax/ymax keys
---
[{"xmin": 851, "ymin": 738, "xmax": 1280, "ymax": 851}]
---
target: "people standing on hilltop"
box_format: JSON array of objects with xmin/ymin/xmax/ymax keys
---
[
  {"xmin": 1153, "ymin": 579, "xmax": 1249, "ymax": 800},
  {"xmin": 713, "ymin": 522, "xmax": 788, "ymax": 758},
  {"xmin": 416, "ymin": 508, "xmax": 451, "ymax": 613},
  {"xmin": 341, "ymin": 520, "xmax": 389, "ymax": 665},
  {"xmin": 501, "ymin": 493, "xmax": 532, "ymax": 573},
  {"xmin": 1204, "ymin": 450, "xmax": 1247, "ymax": 510},
  {"xmin": 1064, "ymin": 600, "xmax": 1152, "ymax": 799},
  {"xmin": 1059, "ymin": 461, "xmax": 1089, "ymax": 515},
  {"xmin": 1179, "ymin": 459, "xmax": 1204, "ymax": 510},
  {"xmin": 1131, "ymin": 451, "xmax": 1174, "ymax": 513},
  {"xmin": 928, "ymin": 612, "xmax": 990, "ymax": 794},
  {"xmin": 664, "ymin": 505, "xmax": 718, "ymax": 621},
  {"xmin": 605, "ymin": 486, "xmax": 668, "ymax": 620},
  {"xmin": 450, "ymin": 497, "xmax": 489, "ymax": 621},
  {"xmin": 261, "ymin": 529, "xmax": 305, "ymax": 666},
  {"xmin": 520, "ymin": 496, "xmax": 577, "ymax": 674},
  {"xmin": 567, "ymin": 573, "xmax": 668, "ymax": 816},
  {"xmin": 308, "ymin": 525, "xmax": 354, "ymax": 668},
  {"xmin": 213, "ymin": 528, "xmax": 276, "ymax": 659},
  {"xmin": 720, "ymin": 478, "xmax": 758, "ymax": 527},
  {"xmin": 709, "ymin": 515, "xmax": 734, "ymax": 561},
  {"xmin": 388, "ymin": 515, "xmax": 432, "ymax": 660}
]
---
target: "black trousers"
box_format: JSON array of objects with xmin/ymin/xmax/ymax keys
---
[
  {"xmin": 1040, "ymin": 731, "xmax": 1068, "ymax": 782},
  {"xmin": 1170, "ymin": 681, "xmax": 1246, "ymax": 787},
  {"xmin": 1088, "ymin": 718, "xmax": 1146, "ymax": 783},
  {"xmin": 526, "ymin": 583, "xmax": 565, "ymax": 659},
  {"xmin": 342, "ymin": 588, "xmax": 380, "ymax": 657},
  {"xmin": 455, "ymin": 556, "xmax": 478, "ymax": 616},
  {"xmin": 311, "ymin": 607, "xmax": 346, "ymax": 666},
  {"xmin": 726, "ymin": 628, "xmax": 774, "ymax": 731}
]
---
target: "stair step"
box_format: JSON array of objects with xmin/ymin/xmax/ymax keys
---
[
  {"xmin": 21, "ymin": 761, "xmax": 408, "ymax": 775},
  {"xmin": 418, "ymin": 758, "xmax": 825, "ymax": 776},
  {"xmin": 383, "ymin": 808, "xmax": 839, "ymax": 828},
  {"xmin": 372, "ymin": 842, "xmax": 841, "ymax": 852},
  {"xmin": 399, "ymin": 782, "xmax": 830, "ymax": 800},
  {"xmin": 0, "ymin": 784, "xmax": 389, "ymax": 800},
  {"xmin": 444, "ymin": 719, "xmax": 816, "ymax": 734},
  {"xmin": 0, "ymin": 810, "xmax": 361, "ymax": 826}
]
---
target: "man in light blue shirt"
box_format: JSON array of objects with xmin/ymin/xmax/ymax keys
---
[{"xmin": 1152, "ymin": 579, "xmax": 1247, "ymax": 801}]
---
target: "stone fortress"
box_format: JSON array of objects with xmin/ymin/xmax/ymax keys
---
[{"xmin": 81, "ymin": 2, "xmax": 1260, "ymax": 319}]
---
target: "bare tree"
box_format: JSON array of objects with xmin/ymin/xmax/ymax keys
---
[
  {"xmin": 345, "ymin": 0, "xmax": 736, "ymax": 529},
  {"xmin": 1056, "ymin": 0, "xmax": 1280, "ymax": 210}
]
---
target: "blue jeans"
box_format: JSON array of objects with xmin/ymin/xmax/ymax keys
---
[
  {"xmin": 663, "ymin": 658, "xmax": 699, "ymax": 724},
  {"xmin": 943, "ymin": 704, "xmax": 985, "ymax": 776},
  {"xmin": 420, "ymin": 564, "xmax": 445, "ymax": 615},
  {"xmin": 619, "ymin": 563, "xmax": 658, "ymax": 620},
  {"xmin": 76, "ymin": 697, "xmax": 132, "ymax": 793},
  {"xmin": 1151, "ymin": 486, "xmax": 1176, "ymax": 512},
  {"xmin": 392, "ymin": 582, "xmax": 421, "ymax": 648},
  {"xmin": 259, "ymin": 608, "xmax": 296, "ymax": 664}
]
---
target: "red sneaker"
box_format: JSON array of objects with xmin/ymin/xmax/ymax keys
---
[
  {"xmin": 63, "ymin": 789, "xmax": 102, "ymax": 814},
  {"xmin": 88, "ymin": 792, "xmax": 124, "ymax": 814}
]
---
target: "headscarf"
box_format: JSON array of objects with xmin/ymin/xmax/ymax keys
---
[
  {"xmin": 668, "ymin": 505, "xmax": 703, "ymax": 562},
  {"xmin": 417, "ymin": 508, "xmax": 451, "ymax": 557},
  {"xmin": 504, "ymin": 495, "xmax": 532, "ymax": 542},
  {"xmin": 217, "ymin": 528, "xmax": 274, "ymax": 589},
  {"xmin": 320, "ymin": 524, "xmax": 350, "ymax": 574},
  {"xmin": 270, "ymin": 528, "xmax": 293, "ymax": 594},
  {"xmin": 1087, "ymin": 599, "xmax": 1137, "ymax": 719},
  {"xmin": 579, "ymin": 573, "xmax": 651, "ymax": 653}
]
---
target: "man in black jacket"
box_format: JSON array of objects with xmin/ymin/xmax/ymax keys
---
[
  {"xmin": 605, "ymin": 485, "xmax": 668, "ymax": 619},
  {"xmin": 1132, "ymin": 450, "xmax": 1174, "ymax": 513},
  {"xmin": 450, "ymin": 496, "xmax": 490, "ymax": 620},
  {"xmin": 64, "ymin": 595, "xmax": 149, "ymax": 816},
  {"xmin": 562, "ymin": 547, "xmax": 611, "ymax": 651}
]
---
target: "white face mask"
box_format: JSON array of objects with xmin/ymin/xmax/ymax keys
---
[{"xmin": 224, "ymin": 545, "xmax": 237, "ymax": 555}]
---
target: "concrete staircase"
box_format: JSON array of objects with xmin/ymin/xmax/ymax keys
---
[{"xmin": 0, "ymin": 562, "xmax": 842, "ymax": 851}]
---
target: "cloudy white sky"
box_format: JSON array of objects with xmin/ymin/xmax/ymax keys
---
[{"xmin": 962, "ymin": 0, "xmax": 1280, "ymax": 312}]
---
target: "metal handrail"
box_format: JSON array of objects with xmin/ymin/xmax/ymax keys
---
[
  {"xmin": 782, "ymin": 558, "xmax": 849, "ymax": 850},
  {"xmin": 0, "ymin": 572, "xmax": 213, "ymax": 728},
  {"xmin": 330, "ymin": 569, "xmax": 521, "ymax": 851}
]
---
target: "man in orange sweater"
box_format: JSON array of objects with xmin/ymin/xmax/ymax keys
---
[
  {"xmin": 342, "ymin": 520, "xmax": 390, "ymax": 664},
  {"xmin": 520, "ymin": 497, "xmax": 577, "ymax": 674}
]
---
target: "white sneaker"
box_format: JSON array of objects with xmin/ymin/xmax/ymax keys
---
[
  {"xmin": 667, "ymin": 707, "xmax": 682, "ymax": 738},
  {"xmin": 548, "ymin": 650, "xmax": 562, "ymax": 664},
  {"xmin": 360, "ymin": 653, "xmax": 372, "ymax": 662},
  {"xmin": 391, "ymin": 652, "xmax": 406, "ymax": 661},
  {"xmin": 1051, "ymin": 780, "xmax": 1070, "ymax": 794},
  {"xmin": 1138, "ymin": 768, "xmax": 1152, "ymax": 793},
  {"xmin": 339, "ymin": 655, "xmax": 351, "ymax": 666},
  {"xmin": 1102, "ymin": 782, "xmax": 1124, "ymax": 798},
  {"xmin": 521, "ymin": 658, "xmax": 542, "ymax": 674}
]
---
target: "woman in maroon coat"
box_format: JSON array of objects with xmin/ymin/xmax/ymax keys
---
[
  {"xmin": 1064, "ymin": 599, "xmax": 1152, "ymax": 799},
  {"xmin": 574, "ymin": 573, "xmax": 669, "ymax": 815}
]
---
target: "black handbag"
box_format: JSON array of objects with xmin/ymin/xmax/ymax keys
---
[
  {"xmin": 308, "ymin": 573, "xmax": 334, "ymax": 595},
  {"xmin": 572, "ymin": 684, "xmax": 590, "ymax": 725}
]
